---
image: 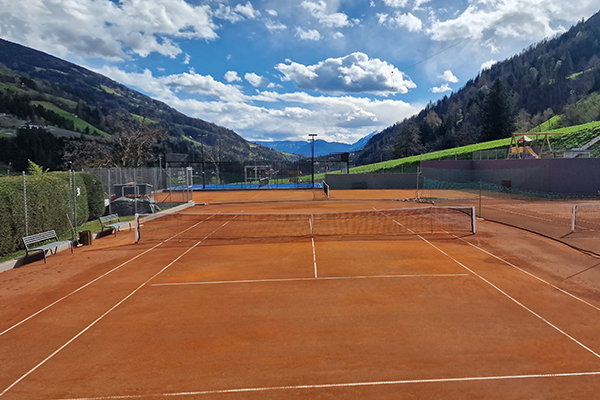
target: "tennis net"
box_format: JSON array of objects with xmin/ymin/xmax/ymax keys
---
[
  {"xmin": 571, "ymin": 204, "xmax": 600, "ymax": 232},
  {"xmin": 135, "ymin": 206, "xmax": 476, "ymax": 243}
]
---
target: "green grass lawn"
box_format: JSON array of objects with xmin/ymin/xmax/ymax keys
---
[
  {"xmin": 100, "ymin": 85, "xmax": 122, "ymax": 96},
  {"xmin": 131, "ymin": 113, "xmax": 159, "ymax": 124},
  {"xmin": 30, "ymin": 101, "xmax": 110, "ymax": 136},
  {"xmin": 0, "ymin": 82, "xmax": 29, "ymax": 94}
]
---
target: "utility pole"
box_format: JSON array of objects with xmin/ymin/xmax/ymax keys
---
[{"xmin": 308, "ymin": 134, "xmax": 317, "ymax": 188}]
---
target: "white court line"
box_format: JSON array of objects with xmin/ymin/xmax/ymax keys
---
[
  {"xmin": 150, "ymin": 274, "xmax": 469, "ymax": 287},
  {"xmin": 0, "ymin": 215, "xmax": 217, "ymax": 338},
  {"xmin": 0, "ymin": 220, "xmax": 229, "ymax": 398},
  {"xmin": 486, "ymin": 205, "xmax": 573, "ymax": 228},
  {"xmin": 312, "ymin": 237, "xmax": 318, "ymax": 278},
  {"xmin": 452, "ymin": 234, "xmax": 600, "ymax": 312},
  {"xmin": 415, "ymin": 234, "xmax": 600, "ymax": 360},
  {"xmin": 375, "ymin": 208, "xmax": 600, "ymax": 360},
  {"xmin": 49, "ymin": 371, "xmax": 600, "ymax": 400}
]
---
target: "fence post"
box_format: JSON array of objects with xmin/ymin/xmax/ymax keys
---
[
  {"xmin": 23, "ymin": 171, "xmax": 29, "ymax": 236},
  {"xmin": 108, "ymin": 168, "xmax": 112, "ymax": 215}
]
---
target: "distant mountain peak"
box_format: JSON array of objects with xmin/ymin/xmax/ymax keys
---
[{"xmin": 254, "ymin": 131, "xmax": 377, "ymax": 157}]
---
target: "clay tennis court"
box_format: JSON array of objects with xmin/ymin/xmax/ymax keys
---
[{"xmin": 1, "ymin": 189, "xmax": 600, "ymax": 399}]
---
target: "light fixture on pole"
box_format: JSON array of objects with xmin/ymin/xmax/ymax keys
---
[{"xmin": 308, "ymin": 134, "xmax": 317, "ymax": 188}]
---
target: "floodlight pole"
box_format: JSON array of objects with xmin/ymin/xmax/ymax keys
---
[
  {"xmin": 309, "ymin": 134, "xmax": 317, "ymax": 188},
  {"xmin": 199, "ymin": 133, "xmax": 206, "ymax": 189}
]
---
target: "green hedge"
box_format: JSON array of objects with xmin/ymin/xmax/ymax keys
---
[
  {"xmin": 80, "ymin": 172, "xmax": 105, "ymax": 220},
  {"xmin": 0, "ymin": 172, "xmax": 102, "ymax": 256}
]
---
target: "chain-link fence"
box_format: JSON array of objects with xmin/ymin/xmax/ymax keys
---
[
  {"xmin": 162, "ymin": 159, "xmax": 348, "ymax": 189},
  {"xmin": 84, "ymin": 167, "xmax": 194, "ymax": 214}
]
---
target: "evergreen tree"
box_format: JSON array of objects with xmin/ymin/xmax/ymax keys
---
[{"xmin": 481, "ymin": 80, "xmax": 516, "ymax": 141}]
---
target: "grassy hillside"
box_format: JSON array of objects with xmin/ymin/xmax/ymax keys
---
[
  {"xmin": 30, "ymin": 101, "xmax": 109, "ymax": 136},
  {"xmin": 341, "ymin": 121, "xmax": 600, "ymax": 175}
]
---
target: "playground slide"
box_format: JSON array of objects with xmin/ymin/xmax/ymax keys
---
[
  {"xmin": 509, "ymin": 146, "xmax": 540, "ymax": 158},
  {"xmin": 524, "ymin": 147, "xmax": 539, "ymax": 158}
]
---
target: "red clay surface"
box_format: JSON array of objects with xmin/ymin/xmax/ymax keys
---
[{"xmin": 1, "ymin": 189, "xmax": 600, "ymax": 399}]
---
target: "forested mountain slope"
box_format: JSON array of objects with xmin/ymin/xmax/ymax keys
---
[
  {"xmin": 358, "ymin": 10, "xmax": 600, "ymax": 165},
  {"xmin": 0, "ymin": 38, "xmax": 286, "ymax": 169}
]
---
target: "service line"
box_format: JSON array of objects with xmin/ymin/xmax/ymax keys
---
[{"xmin": 150, "ymin": 274, "xmax": 469, "ymax": 287}]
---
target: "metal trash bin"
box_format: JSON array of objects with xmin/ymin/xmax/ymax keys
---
[{"xmin": 79, "ymin": 230, "xmax": 93, "ymax": 246}]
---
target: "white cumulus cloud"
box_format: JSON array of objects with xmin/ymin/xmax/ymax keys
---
[
  {"xmin": 245, "ymin": 72, "xmax": 273, "ymax": 88},
  {"xmin": 224, "ymin": 71, "xmax": 242, "ymax": 82},
  {"xmin": 427, "ymin": 0, "xmax": 600, "ymax": 43},
  {"xmin": 439, "ymin": 70, "xmax": 458, "ymax": 83},
  {"xmin": 275, "ymin": 52, "xmax": 416, "ymax": 95},
  {"xmin": 300, "ymin": 0, "xmax": 355, "ymax": 28},
  {"xmin": 0, "ymin": 0, "xmax": 219, "ymax": 60},
  {"xmin": 214, "ymin": 1, "xmax": 260, "ymax": 23},
  {"xmin": 94, "ymin": 65, "xmax": 421, "ymax": 142},
  {"xmin": 430, "ymin": 83, "xmax": 451, "ymax": 93},
  {"xmin": 382, "ymin": 0, "xmax": 409, "ymax": 8},
  {"xmin": 393, "ymin": 12, "xmax": 422, "ymax": 31}
]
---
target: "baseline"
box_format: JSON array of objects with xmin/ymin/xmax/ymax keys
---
[{"xmin": 43, "ymin": 371, "xmax": 600, "ymax": 400}]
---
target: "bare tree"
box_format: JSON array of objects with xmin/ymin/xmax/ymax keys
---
[
  {"xmin": 65, "ymin": 111, "xmax": 168, "ymax": 168},
  {"xmin": 107, "ymin": 111, "xmax": 168, "ymax": 167}
]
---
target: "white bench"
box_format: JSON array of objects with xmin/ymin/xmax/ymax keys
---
[
  {"xmin": 22, "ymin": 230, "xmax": 73, "ymax": 263},
  {"xmin": 99, "ymin": 214, "xmax": 131, "ymax": 235}
]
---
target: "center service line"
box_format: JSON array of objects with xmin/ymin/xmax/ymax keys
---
[{"xmin": 312, "ymin": 237, "xmax": 318, "ymax": 278}]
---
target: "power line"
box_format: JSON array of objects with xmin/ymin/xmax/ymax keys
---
[{"xmin": 402, "ymin": 0, "xmax": 551, "ymax": 72}]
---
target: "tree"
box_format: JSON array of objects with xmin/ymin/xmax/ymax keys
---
[
  {"xmin": 393, "ymin": 120, "xmax": 423, "ymax": 159},
  {"xmin": 514, "ymin": 109, "xmax": 533, "ymax": 133},
  {"xmin": 107, "ymin": 111, "xmax": 168, "ymax": 167},
  {"xmin": 481, "ymin": 79, "xmax": 516, "ymax": 141}
]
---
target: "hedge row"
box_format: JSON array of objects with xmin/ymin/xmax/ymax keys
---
[{"xmin": 0, "ymin": 172, "xmax": 104, "ymax": 256}]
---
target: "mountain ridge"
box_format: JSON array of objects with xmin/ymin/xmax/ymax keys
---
[
  {"xmin": 0, "ymin": 38, "xmax": 287, "ymax": 164},
  {"xmin": 254, "ymin": 131, "xmax": 377, "ymax": 157}
]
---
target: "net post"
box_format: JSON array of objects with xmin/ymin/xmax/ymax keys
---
[
  {"xmin": 135, "ymin": 213, "xmax": 140, "ymax": 243},
  {"xmin": 311, "ymin": 214, "xmax": 314, "ymax": 235},
  {"xmin": 571, "ymin": 204, "xmax": 576, "ymax": 232},
  {"xmin": 471, "ymin": 206, "xmax": 476, "ymax": 234}
]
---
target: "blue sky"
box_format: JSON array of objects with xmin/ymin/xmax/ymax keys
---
[{"xmin": 0, "ymin": 0, "xmax": 598, "ymax": 143}]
